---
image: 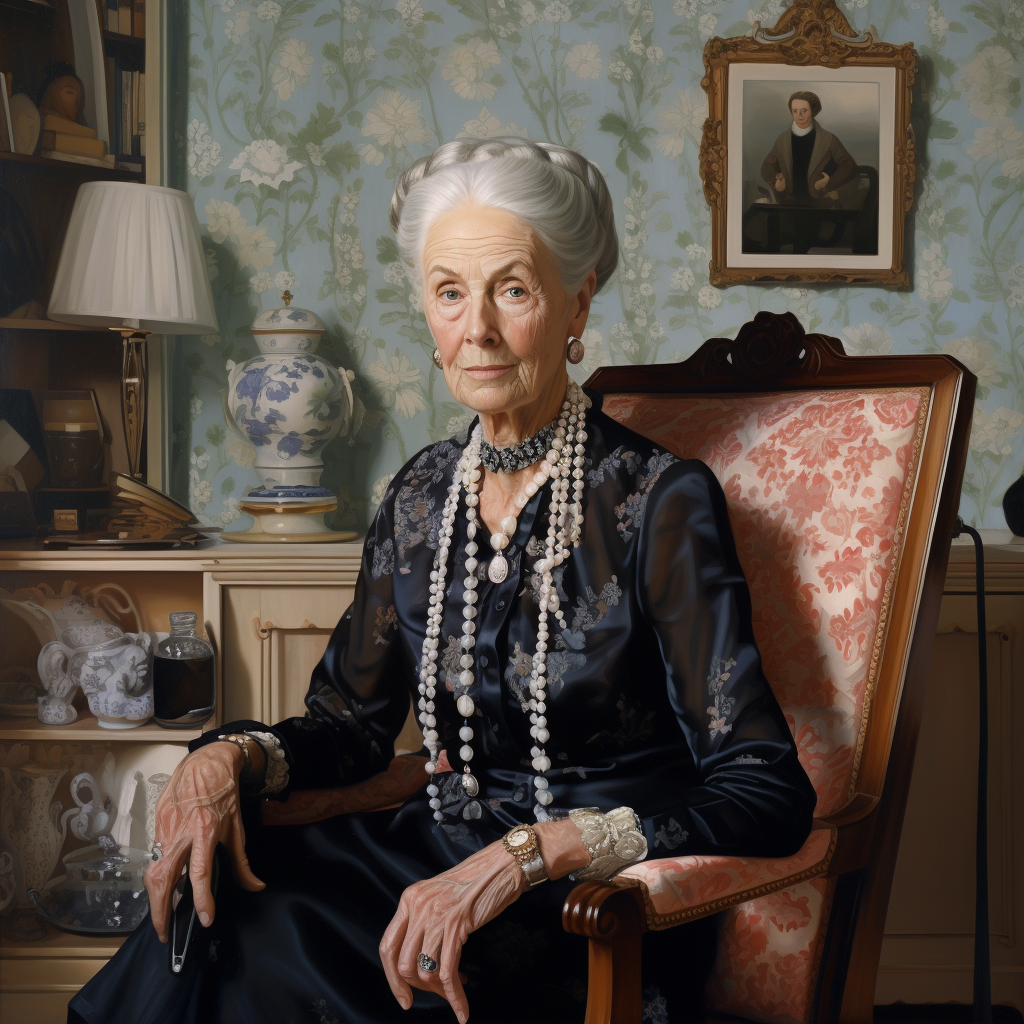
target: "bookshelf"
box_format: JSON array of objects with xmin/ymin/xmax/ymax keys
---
[{"xmin": 0, "ymin": 0, "xmax": 167, "ymax": 479}]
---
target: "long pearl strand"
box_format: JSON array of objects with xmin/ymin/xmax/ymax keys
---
[{"xmin": 418, "ymin": 381, "xmax": 589, "ymax": 822}]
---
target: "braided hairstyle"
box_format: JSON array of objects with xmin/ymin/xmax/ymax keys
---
[{"xmin": 390, "ymin": 137, "xmax": 618, "ymax": 294}]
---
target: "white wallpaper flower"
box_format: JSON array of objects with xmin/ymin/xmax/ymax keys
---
[{"xmin": 172, "ymin": 0, "xmax": 1024, "ymax": 531}]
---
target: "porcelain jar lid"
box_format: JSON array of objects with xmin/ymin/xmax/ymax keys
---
[{"xmin": 251, "ymin": 291, "xmax": 325, "ymax": 334}]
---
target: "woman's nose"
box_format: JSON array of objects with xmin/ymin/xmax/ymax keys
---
[{"xmin": 464, "ymin": 295, "xmax": 500, "ymax": 346}]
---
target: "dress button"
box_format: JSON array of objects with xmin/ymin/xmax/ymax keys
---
[
  {"xmin": 496, "ymin": 599, "xmax": 506, "ymax": 610},
  {"xmin": 478, "ymin": 655, "xmax": 489, "ymax": 668}
]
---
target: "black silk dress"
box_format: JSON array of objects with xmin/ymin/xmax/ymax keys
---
[{"xmin": 69, "ymin": 395, "xmax": 816, "ymax": 1024}]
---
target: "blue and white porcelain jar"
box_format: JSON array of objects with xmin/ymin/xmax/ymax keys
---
[{"xmin": 225, "ymin": 295, "xmax": 353, "ymax": 500}]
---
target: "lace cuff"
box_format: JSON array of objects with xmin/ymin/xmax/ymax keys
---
[
  {"xmin": 244, "ymin": 730, "xmax": 291, "ymax": 796},
  {"xmin": 568, "ymin": 806, "xmax": 648, "ymax": 881}
]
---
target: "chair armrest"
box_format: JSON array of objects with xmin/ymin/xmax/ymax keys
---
[
  {"xmin": 565, "ymin": 824, "xmax": 837, "ymax": 932},
  {"xmin": 562, "ymin": 883, "xmax": 648, "ymax": 1024}
]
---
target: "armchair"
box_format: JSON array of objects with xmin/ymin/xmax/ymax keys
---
[{"xmin": 564, "ymin": 311, "xmax": 975, "ymax": 1024}]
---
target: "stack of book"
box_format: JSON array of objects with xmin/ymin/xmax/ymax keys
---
[
  {"xmin": 104, "ymin": 61, "xmax": 145, "ymax": 171},
  {"xmin": 103, "ymin": 0, "xmax": 144, "ymax": 38},
  {"xmin": 40, "ymin": 113, "xmax": 113, "ymax": 164},
  {"xmin": 39, "ymin": 113, "xmax": 114, "ymax": 168}
]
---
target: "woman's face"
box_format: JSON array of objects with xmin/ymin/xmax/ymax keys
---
[
  {"xmin": 422, "ymin": 204, "xmax": 594, "ymax": 420},
  {"xmin": 790, "ymin": 99, "xmax": 813, "ymax": 130}
]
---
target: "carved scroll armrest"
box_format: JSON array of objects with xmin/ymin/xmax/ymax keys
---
[{"xmin": 562, "ymin": 882, "xmax": 648, "ymax": 1024}]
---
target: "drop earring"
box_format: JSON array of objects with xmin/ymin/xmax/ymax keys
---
[
  {"xmin": 432, "ymin": 348, "xmax": 443, "ymax": 369},
  {"xmin": 566, "ymin": 336, "xmax": 585, "ymax": 364}
]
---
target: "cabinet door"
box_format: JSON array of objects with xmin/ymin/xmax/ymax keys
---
[
  {"xmin": 878, "ymin": 594, "xmax": 1023, "ymax": 1008},
  {"xmin": 214, "ymin": 580, "xmax": 353, "ymax": 725}
]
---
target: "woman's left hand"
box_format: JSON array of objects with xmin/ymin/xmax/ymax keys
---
[{"xmin": 380, "ymin": 841, "xmax": 526, "ymax": 1024}]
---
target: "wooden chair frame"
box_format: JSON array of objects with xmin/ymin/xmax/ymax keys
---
[{"xmin": 562, "ymin": 311, "xmax": 975, "ymax": 1024}]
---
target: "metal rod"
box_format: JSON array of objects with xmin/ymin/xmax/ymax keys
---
[{"xmin": 958, "ymin": 522, "xmax": 992, "ymax": 1024}]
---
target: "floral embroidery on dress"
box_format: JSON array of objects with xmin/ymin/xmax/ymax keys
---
[
  {"xmin": 371, "ymin": 537, "xmax": 394, "ymax": 580},
  {"xmin": 587, "ymin": 445, "xmax": 641, "ymax": 487},
  {"xmin": 440, "ymin": 634, "xmax": 463, "ymax": 692},
  {"xmin": 654, "ymin": 817, "xmax": 689, "ymax": 850},
  {"xmin": 393, "ymin": 440, "xmax": 462, "ymax": 560},
  {"xmin": 544, "ymin": 649, "xmax": 585, "ymax": 699},
  {"xmin": 372, "ymin": 604, "xmax": 397, "ymax": 646},
  {"xmin": 310, "ymin": 997, "xmax": 342, "ymax": 1024},
  {"xmin": 642, "ymin": 986, "xmax": 670, "ymax": 1024},
  {"xmin": 615, "ymin": 450, "xmax": 679, "ymax": 540},
  {"xmin": 505, "ymin": 641, "xmax": 534, "ymax": 710},
  {"xmin": 707, "ymin": 655, "xmax": 737, "ymax": 738},
  {"xmin": 562, "ymin": 577, "xmax": 622, "ymax": 650},
  {"xmin": 585, "ymin": 691, "xmax": 656, "ymax": 752},
  {"xmin": 732, "ymin": 754, "xmax": 766, "ymax": 765}
]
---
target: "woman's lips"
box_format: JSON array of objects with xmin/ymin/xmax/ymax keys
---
[{"xmin": 462, "ymin": 365, "xmax": 515, "ymax": 380}]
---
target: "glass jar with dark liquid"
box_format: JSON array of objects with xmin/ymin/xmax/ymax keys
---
[{"xmin": 154, "ymin": 612, "xmax": 216, "ymax": 728}]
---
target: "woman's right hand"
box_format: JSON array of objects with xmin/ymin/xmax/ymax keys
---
[{"xmin": 144, "ymin": 743, "xmax": 266, "ymax": 942}]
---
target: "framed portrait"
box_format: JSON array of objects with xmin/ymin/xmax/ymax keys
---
[{"xmin": 699, "ymin": 0, "xmax": 917, "ymax": 288}]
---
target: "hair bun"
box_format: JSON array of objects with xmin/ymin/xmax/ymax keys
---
[{"xmin": 390, "ymin": 136, "xmax": 618, "ymax": 291}]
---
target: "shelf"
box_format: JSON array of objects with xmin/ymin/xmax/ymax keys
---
[
  {"xmin": 0, "ymin": 318, "xmax": 113, "ymax": 332},
  {"xmin": 1, "ymin": 927, "xmax": 125, "ymax": 960},
  {"xmin": 0, "ymin": 711, "xmax": 201, "ymax": 742},
  {"xmin": 102, "ymin": 28, "xmax": 144, "ymax": 46},
  {"xmin": 0, "ymin": 150, "xmax": 142, "ymax": 177}
]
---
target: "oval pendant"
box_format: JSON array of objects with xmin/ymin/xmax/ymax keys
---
[
  {"xmin": 461, "ymin": 772, "xmax": 479, "ymax": 797},
  {"xmin": 488, "ymin": 553, "xmax": 508, "ymax": 584}
]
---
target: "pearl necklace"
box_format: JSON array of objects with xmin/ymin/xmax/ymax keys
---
[{"xmin": 418, "ymin": 382, "xmax": 589, "ymax": 822}]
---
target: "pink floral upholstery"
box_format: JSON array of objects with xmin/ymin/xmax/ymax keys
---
[
  {"xmin": 618, "ymin": 824, "xmax": 835, "ymax": 924},
  {"xmin": 705, "ymin": 878, "xmax": 835, "ymax": 1024},
  {"xmin": 602, "ymin": 387, "xmax": 930, "ymax": 1024}
]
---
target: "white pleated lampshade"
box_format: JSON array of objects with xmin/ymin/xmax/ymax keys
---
[{"xmin": 48, "ymin": 181, "xmax": 218, "ymax": 334}]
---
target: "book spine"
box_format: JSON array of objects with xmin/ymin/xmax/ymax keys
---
[
  {"xmin": 138, "ymin": 72, "xmax": 146, "ymax": 158},
  {"xmin": 118, "ymin": 0, "xmax": 131, "ymax": 35},
  {"xmin": 114, "ymin": 61, "xmax": 123, "ymax": 155},
  {"xmin": 105, "ymin": 56, "xmax": 117, "ymax": 156},
  {"xmin": 133, "ymin": 0, "xmax": 145, "ymax": 38},
  {"xmin": 107, "ymin": 0, "xmax": 119, "ymax": 32},
  {"xmin": 131, "ymin": 70, "xmax": 140, "ymax": 157},
  {"xmin": 0, "ymin": 74, "xmax": 13, "ymax": 153},
  {"xmin": 122, "ymin": 70, "xmax": 131, "ymax": 155}
]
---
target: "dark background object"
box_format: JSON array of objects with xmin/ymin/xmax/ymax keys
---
[
  {"xmin": 0, "ymin": 186, "xmax": 43, "ymax": 317},
  {"xmin": 1001, "ymin": 473, "xmax": 1024, "ymax": 536},
  {"xmin": 0, "ymin": 489, "xmax": 37, "ymax": 538},
  {"xmin": 34, "ymin": 484, "xmax": 110, "ymax": 530},
  {"xmin": 0, "ymin": 387, "xmax": 49, "ymax": 478}
]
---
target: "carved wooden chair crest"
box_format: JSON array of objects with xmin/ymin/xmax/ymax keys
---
[{"xmin": 565, "ymin": 311, "xmax": 974, "ymax": 1024}]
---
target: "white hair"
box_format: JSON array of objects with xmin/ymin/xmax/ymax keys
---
[{"xmin": 389, "ymin": 137, "xmax": 618, "ymax": 294}]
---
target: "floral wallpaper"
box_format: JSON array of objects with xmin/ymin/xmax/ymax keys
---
[{"xmin": 169, "ymin": 0, "xmax": 1024, "ymax": 532}]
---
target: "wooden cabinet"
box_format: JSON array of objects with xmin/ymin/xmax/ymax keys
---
[
  {"xmin": 877, "ymin": 535, "xmax": 1024, "ymax": 1010},
  {"xmin": 1, "ymin": 534, "xmax": 1022, "ymax": 1020},
  {"xmin": 0, "ymin": 540, "xmax": 369, "ymax": 1024}
]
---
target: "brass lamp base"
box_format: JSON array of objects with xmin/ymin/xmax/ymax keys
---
[{"xmin": 112, "ymin": 327, "xmax": 149, "ymax": 481}]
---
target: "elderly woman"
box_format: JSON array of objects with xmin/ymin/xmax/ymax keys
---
[{"xmin": 69, "ymin": 138, "xmax": 815, "ymax": 1024}]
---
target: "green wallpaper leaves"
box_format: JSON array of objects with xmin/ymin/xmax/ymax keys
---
[{"xmin": 172, "ymin": 0, "xmax": 1024, "ymax": 531}]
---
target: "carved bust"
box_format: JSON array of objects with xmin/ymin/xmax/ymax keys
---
[{"xmin": 38, "ymin": 62, "xmax": 84, "ymax": 124}]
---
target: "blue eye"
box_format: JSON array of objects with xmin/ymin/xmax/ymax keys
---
[
  {"xmin": 507, "ymin": 287, "xmax": 525, "ymax": 298},
  {"xmin": 443, "ymin": 289, "xmax": 459, "ymax": 301}
]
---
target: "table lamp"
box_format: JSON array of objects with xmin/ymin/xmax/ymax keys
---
[{"xmin": 47, "ymin": 181, "xmax": 217, "ymax": 482}]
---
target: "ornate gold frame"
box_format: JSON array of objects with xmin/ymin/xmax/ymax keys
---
[{"xmin": 699, "ymin": 0, "xmax": 917, "ymax": 288}]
